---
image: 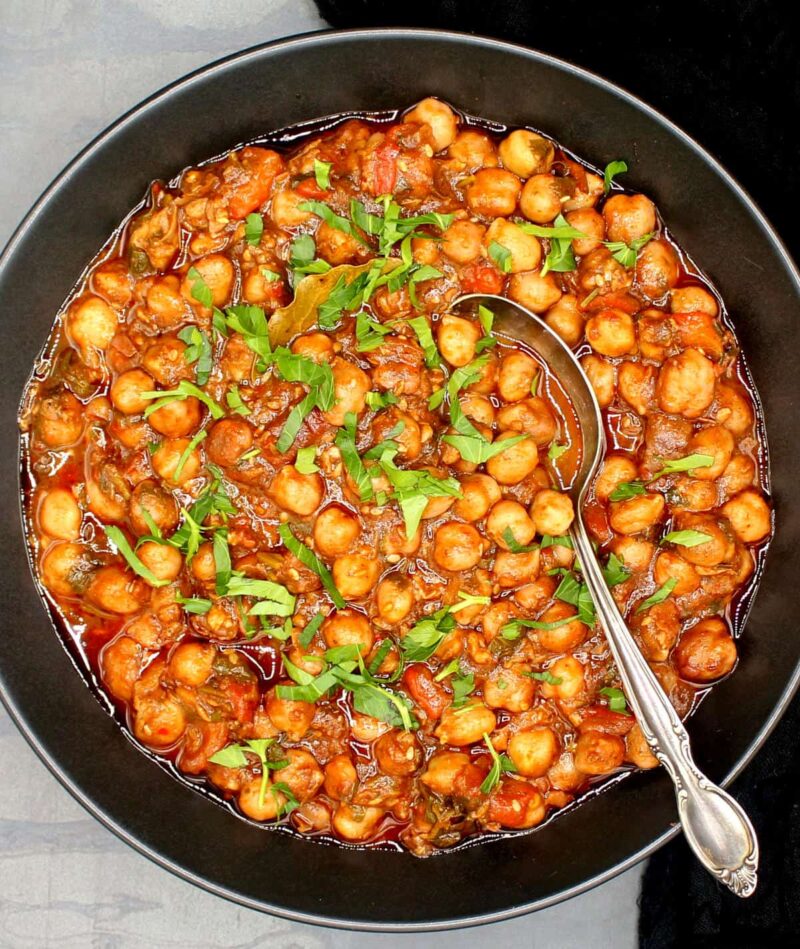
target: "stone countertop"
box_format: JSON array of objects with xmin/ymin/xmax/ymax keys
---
[{"xmin": 0, "ymin": 3, "xmax": 641, "ymax": 944}]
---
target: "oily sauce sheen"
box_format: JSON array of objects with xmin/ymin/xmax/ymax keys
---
[{"xmin": 19, "ymin": 99, "xmax": 772, "ymax": 856}]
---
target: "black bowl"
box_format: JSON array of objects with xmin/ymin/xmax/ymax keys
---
[{"xmin": 1, "ymin": 28, "xmax": 799, "ymax": 931}]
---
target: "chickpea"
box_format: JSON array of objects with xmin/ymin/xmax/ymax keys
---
[
  {"xmin": 313, "ymin": 504, "xmax": 360, "ymax": 556},
  {"xmin": 453, "ymin": 474, "xmax": 502, "ymax": 521},
  {"xmin": 657, "ymin": 348, "xmax": 716, "ymax": 419},
  {"xmin": 92, "ymin": 259, "xmax": 133, "ymax": 307},
  {"xmin": 495, "ymin": 398, "xmax": 556, "ymax": 447},
  {"xmin": 617, "ymin": 361, "xmax": 657, "ymax": 416},
  {"xmin": 575, "ymin": 731, "xmax": 625, "ymax": 775},
  {"xmin": 441, "ymin": 220, "xmax": 485, "ymax": 264},
  {"xmin": 101, "ymin": 635, "xmax": 144, "ymax": 701},
  {"xmin": 375, "ymin": 574, "xmax": 414, "ymax": 624},
  {"xmin": 316, "ymin": 219, "xmax": 363, "ymax": 265},
  {"xmin": 88, "ymin": 565, "xmax": 148, "ymax": 614},
  {"xmin": 333, "ymin": 553, "xmax": 379, "ymax": 600},
  {"xmin": 581, "ymin": 354, "xmax": 616, "ymax": 408},
  {"xmin": 537, "ymin": 601, "xmax": 589, "ymax": 652},
  {"xmin": 520, "ymin": 174, "xmax": 572, "ymax": 224},
  {"xmin": 145, "ymin": 276, "xmax": 185, "ymax": 330},
  {"xmin": 420, "ymin": 752, "xmax": 471, "ymax": 795},
  {"xmin": 322, "ymin": 358, "xmax": 370, "ymax": 426},
  {"xmin": 332, "ymin": 804, "xmax": 384, "ymax": 842},
  {"xmin": 602, "ymin": 194, "xmax": 656, "ymax": 244},
  {"xmin": 138, "ymin": 541, "xmax": 182, "ymax": 583},
  {"xmin": 610, "ymin": 536, "xmax": 655, "ymax": 574},
  {"xmin": 579, "ymin": 245, "xmax": 630, "ymax": 295},
  {"xmin": 508, "ymin": 270, "xmax": 562, "ymax": 314},
  {"xmin": 461, "ymin": 393, "xmax": 496, "ymax": 427},
  {"xmin": 485, "ymin": 219, "xmax": 542, "ymax": 273},
  {"xmin": 483, "ymin": 669, "xmax": 535, "ymax": 712},
  {"xmin": 148, "ymin": 396, "xmax": 202, "ymax": 438},
  {"xmin": 270, "ymin": 189, "xmax": 314, "ymax": 228},
  {"xmin": 713, "ymin": 454, "xmax": 751, "ymax": 498},
  {"xmin": 713, "ymin": 383, "xmax": 754, "ymax": 437},
  {"xmin": 448, "ymin": 130, "xmax": 498, "ymax": 170},
  {"xmin": 677, "ymin": 515, "xmax": 735, "ymax": 567},
  {"xmin": 485, "ymin": 433, "xmax": 538, "ymax": 485},
  {"xmin": 202, "ymin": 419, "xmax": 253, "ymax": 467},
  {"xmin": 185, "ymin": 543, "xmax": 214, "ymax": 583},
  {"xmin": 68, "ymin": 295, "xmax": 118, "ymax": 354},
  {"xmin": 654, "ymin": 550, "xmax": 700, "ymax": 596},
  {"xmin": 564, "ymin": 172, "xmax": 604, "ymax": 212},
  {"xmin": 531, "ymin": 490, "xmax": 575, "ymax": 536},
  {"xmin": 435, "ymin": 703, "xmax": 496, "ymax": 746},
  {"xmin": 142, "ymin": 337, "xmax": 192, "ymax": 387},
  {"xmin": 608, "ymin": 493, "xmax": 665, "ymax": 535},
  {"xmin": 437, "ymin": 313, "xmax": 481, "ymax": 367},
  {"xmin": 39, "ymin": 488, "xmax": 81, "ymax": 540},
  {"xmin": 129, "ymin": 480, "xmax": 179, "ymax": 536},
  {"xmin": 670, "ymin": 285, "xmax": 719, "ymax": 317},
  {"xmin": 636, "ymin": 239, "xmax": 680, "ymax": 298},
  {"xmin": 181, "ymin": 254, "xmax": 234, "ymax": 308},
  {"xmin": 486, "ymin": 499, "xmax": 536, "ymax": 549},
  {"xmin": 35, "ymin": 390, "xmax": 84, "ymax": 448},
  {"xmin": 375, "ymin": 730, "xmax": 422, "ymax": 776},
  {"xmin": 86, "ymin": 472, "xmax": 126, "ymax": 522},
  {"xmin": 670, "ymin": 476, "xmax": 718, "ymax": 513},
  {"xmin": 545, "ymin": 294, "xmax": 584, "ymax": 347},
  {"xmin": 278, "ymin": 748, "xmax": 324, "ymax": 803},
  {"xmin": 406, "ymin": 97, "xmax": 457, "ymax": 151},
  {"xmin": 322, "ymin": 609, "xmax": 374, "ymax": 654},
  {"xmin": 265, "ymin": 687, "xmax": 315, "ymax": 740},
  {"xmin": 565, "ymin": 208, "xmax": 604, "ymax": 256},
  {"xmin": 594, "ymin": 455, "xmax": 639, "ymax": 504},
  {"xmin": 674, "ymin": 617, "xmax": 737, "ymax": 683},
  {"xmin": 541, "ymin": 656, "xmax": 585, "ymax": 700},
  {"xmin": 465, "ymin": 168, "xmax": 521, "ymax": 218},
  {"xmin": 269, "ymin": 465, "xmax": 324, "ymax": 516},
  {"xmin": 721, "ymin": 489, "xmax": 771, "ymax": 543},
  {"xmin": 134, "ymin": 697, "xmax": 186, "ymax": 748},
  {"xmin": 508, "ymin": 726, "xmax": 559, "ymax": 777},
  {"xmin": 292, "ymin": 332, "xmax": 334, "ymax": 363},
  {"xmin": 350, "ymin": 712, "xmax": 391, "ymax": 743},
  {"xmin": 498, "ymin": 129, "xmax": 554, "ymax": 178},
  {"xmin": 324, "ymin": 754, "xmax": 358, "ymax": 800},
  {"xmin": 110, "ymin": 369, "xmax": 155, "ymax": 415},
  {"xmin": 585, "ymin": 308, "xmax": 636, "ymax": 357},
  {"xmin": 498, "ymin": 351, "xmax": 539, "ymax": 403},
  {"xmin": 151, "ymin": 438, "xmax": 203, "ymax": 485},
  {"xmin": 168, "ymin": 641, "xmax": 215, "ymax": 686},
  {"xmin": 433, "ymin": 522, "xmax": 484, "ymax": 572},
  {"xmin": 466, "ymin": 355, "xmax": 499, "ymax": 394},
  {"xmin": 685, "ymin": 425, "xmax": 735, "ymax": 481},
  {"xmin": 493, "ymin": 550, "xmax": 539, "ymax": 590},
  {"xmin": 238, "ymin": 776, "xmax": 281, "ymax": 822},
  {"xmin": 625, "ymin": 722, "xmax": 659, "ymax": 769}
]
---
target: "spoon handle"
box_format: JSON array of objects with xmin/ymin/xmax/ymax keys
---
[{"xmin": 571, "ymin": 519, "xmax": 759, "ymax": 898}]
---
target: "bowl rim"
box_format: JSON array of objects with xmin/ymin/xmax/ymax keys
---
[{"xmin": 2, "ymin": 25, "xmax": 799, "ymax": 932}]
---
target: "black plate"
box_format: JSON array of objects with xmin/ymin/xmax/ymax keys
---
[{"xmin": 1, "ymin": 29, "xmax": 799, "ymax": 931}]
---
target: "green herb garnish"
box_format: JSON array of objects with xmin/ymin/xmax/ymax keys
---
[
  {"xmin": 480, "ymin": 732, "xmax": 518, "ymax": 794},
  {"xmin": 603, "ymin": 160, "xmax": 628, "ymax": 194},
  {"xmin": 313, "ymin": 159, "xmax": 332, "ymax": 191},
  {"xmin": 177, "ymin": 326, "xmax": 213, "ymax": 385},
  {"xmin": 102, "ymin": 525, "xmax": 169, "ymax": 587},
  {"xmin": 244, "ymin": 213, "xmax": 264, "ymax": 246},
  {"xmin": 636, "ymin": 578, "xmax": 678, "ymax": 613},
  {"xmin": 278, "ymin": 523, "xmax": 345, "ymax": 609}
]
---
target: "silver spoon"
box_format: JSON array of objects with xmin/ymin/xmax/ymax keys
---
[{"xmin": 454, "ymin": 292, "xmax": 759, "ymax": 898}]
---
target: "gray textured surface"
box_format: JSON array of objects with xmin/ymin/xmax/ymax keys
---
[{"xmin": 0, "ymin": 2, "xmax": 642, "ymax": 945}]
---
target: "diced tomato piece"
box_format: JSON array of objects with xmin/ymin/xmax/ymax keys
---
[
  {"xmin": 295, "ymin": 178, "xmax": 329, "ymax": 200},
  {"xmin": 487, "ymin": 779, "xmax": 545, "ymax": 828},
  {"xmin": 460, "ymin": 262, "xmax": 504, "ymax": 295},
  {"xmin": 227, "ymin": 147, "xmax": 284, "ymax": 220},
  {"xmin": 562, "ymin": 157, "xmax": 588, "ymax": 192},
  {"xmin": 582, "ymin": 499, "xmax": 613, "ymax": 542},
  {"xmin": 577, "ymin": 704, "xmax": 636, "ymax": 736},
  {"xmin": 672, "ymin": 311, "xmax": 725, "ymax": 360},
  {"xmin": 582, "ymin": 290, "xmax": 640, "ymax": 314},
  {"xmin": 402, "ymin": 664, "xmax": 450, "ymax": 722}
]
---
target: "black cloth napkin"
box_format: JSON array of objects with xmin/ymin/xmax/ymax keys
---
[{"xmin": 315, "ymin": 2, "xmax": 799, "ymax": 943}]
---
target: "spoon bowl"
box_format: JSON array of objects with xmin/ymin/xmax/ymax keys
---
[{"xmin": 454, "ymin": 292, "xmax": 760, "ymax": 898}]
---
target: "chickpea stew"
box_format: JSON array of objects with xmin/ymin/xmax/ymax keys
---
[{"xmin": 19, "ymin": 99, "xmax": 772, "ymax": 856}]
